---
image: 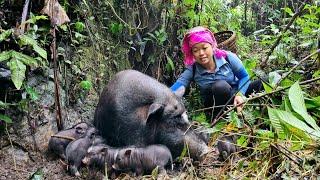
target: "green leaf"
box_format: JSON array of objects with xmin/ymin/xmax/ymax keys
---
[
  {"xmin": 262, "ymin": 81, "xmax": 273, "ymax": 93},
  {"xmin": 243, "ymin": 59, "xmax": 257, "ymax": 77},
  {"xmin": 305, "ymin": 96, "xmax": 320, "ymax": 109},
  {"xmin": 79, "ymin": 80, "xmax": 92, "ymax": 91},
  {"xmin": 178, "ymin": 143, "xmax": 187, "ymax": 162},
  {"xmin": 267, "ymin": 107, "xmax": 286, "ymax": 139},
  {"xmin": 282, "ymin": 122, "xmax": 313, "ymax": 142},
  {"xmin": 256, "ymin": 140, "xmax": 271, "ymax": 151},
  {"xmin": 283, "ymin": 7, "xmax": 294, "ymax": 16},
  {"xmin": 151, "ymin": 166, "xmax": 159, "ymax": 179},
  {"xmin": 25, "ymin": 15, "xmax": 48, "ymax": 24},
  {"xmin": 231, "ymin": 111, "xmax": 243, "ymax": 128},
  {"xmin": 0, "ymin": 50, "xmax": 12, "ymax": 62},
  {"xmin": 288, "ymin": 82, "xmax": 320, "ymax": 131},
  {"xmin": 74, "ymin": 21, "xmax": 85, "ymax": 32},
  {"xmin": 283, "ymin": 97, "xmax": 292, "ymax": 112},
  {"xmin": 32, "ymin": 44, "xmax": 47, "ymax": 59},
  {"xmin": 29, "ymin": 168, "xmax": 44, "ymax": 180},
  {"xmin": 165, "ymin": 55, "xmax": 175, "ymax": 73},
  {"xmin": 18, "ymin": 35, "xmax": 47, "ymax": 59},
  {"xmin": 59, "ymin": 24, "xmax": 68, "ymax": 31},
  {"xmin": 11, "ymin": 51, "xmax": 38, "ymax": 68},
  {"xmin": 269, "ymin": 107, "xmax": 320, "ymax": 140},
  {"xmin": 7, "ymin": 58, "xmax": 26, "ymax": 90},
  {"xmin": 192, "ymin": 112, "xmax": 207, "ymax": 124},
  {"xmin": 18, "ymin": 34, "xmax": 38, "ymax": 47},
  {"xmin": 256, "ymin": 129, "xmax": 274, "ymax": 138},
  {"xmin": 0, "ymin": 101, "xmax": 8, "ymax": 109},
  {"xmin": 280, "ymin": 78, "xmax": 294, "ymax": 87},
  {"xmin": 0, "ymin": 29, "xmax": 13, "ymax": 42},
  {"xmin": 313, "ymin": 70, "xmax": 320, "ymax": 78},
  {"xmin": 0, "ymin": 114, "xmax": 13, "ymax": 123},
  {"xmin": 237, "ymin": 135, "xmax": 248, "ymax": 147},
  {"xmin": 26, "ymin": 87, "xmax": 39, "ymax": 101}
]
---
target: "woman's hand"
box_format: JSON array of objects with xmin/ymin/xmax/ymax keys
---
[{"xmin": 233, "ymin": 95, "xmax": 245, "ymax": 114}]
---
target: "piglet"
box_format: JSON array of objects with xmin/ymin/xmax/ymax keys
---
[
  {"xmin": 217, "ymin": 135, "xmax": 237, "ymax": 160},
  {"xmin": 65, "ymin": 127, "xmax": 98, "ymax": 176},
  {"xmin": 48, "ymin": 122, "xmax": 90, "ymax": 159},
  {"xmin": 82, "ymin": 144, "xmax": 119, "ymax": 177},
  {"xmin": 112, "ymin": 144, "xmax": 173, "ymax": 176}
]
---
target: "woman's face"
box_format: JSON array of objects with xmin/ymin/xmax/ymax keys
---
[{"xmin": 191, "ymin": 42, "xmax": 214, "ymax": 66}]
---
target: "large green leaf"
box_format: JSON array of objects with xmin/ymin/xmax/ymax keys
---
[
  {"xmin": 288, "ymin": 82, "xmax": 320, "ymax": 131},
  {"xmin": 0, "ymin": 50, "xmax": 12, "ymax": 62},
  {"xmin": 11, "ymin": 51, "xmax": 38, "ymax": 68},
  {"xmin": 18, "ymin": 35, "xmax": 47, "ymax": 59},
  {"xmin": 269, "ymin": 107, "xmax": 320, "ymax": 140},
  {"xmin": 0, "ymin": 29, "xmax": 13, "ymax": 42},
  {"xmin": 268, "ymin": 107, "xmax": 286, "ymax": 139},
  {"xmin": 281, "ymin": 122, "xmax": 312, "ymax": 143},
  {"xmin": 7, "ymin": 58, "xmax": 26, "ymax": 90}
]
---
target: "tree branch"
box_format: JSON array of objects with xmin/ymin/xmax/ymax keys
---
[{"xmin": 260, "ymin": 0, "xmax": 310, "ymax": 69}]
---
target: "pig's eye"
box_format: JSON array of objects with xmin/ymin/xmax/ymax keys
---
[{"xmin": 75, "ymin": 126, "xmax": 82, "ymax": 130}]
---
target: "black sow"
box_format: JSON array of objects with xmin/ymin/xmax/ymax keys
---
[{"xmin": 94, "ymin": 70, "xmax": 209, "ymax": 160}]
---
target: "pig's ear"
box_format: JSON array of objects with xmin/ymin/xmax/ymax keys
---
[
  {"xmin": 124, "ymin": 149, "xmax": 132, "ymax": 157},
  {"xmin": 146, "ymin": 103, "xmax": 164, "ymax": 122},
  {"xmin": 174, "ymin": 86, "xmax": 185, "ymax": 97},
  {"xmin": 101, "ymin": 147, "xmax": 108, "ymax": 155}
]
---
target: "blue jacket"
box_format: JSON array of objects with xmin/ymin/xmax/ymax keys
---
[{"xmin": 170, "ymin": 51, "xmax": 250, "ymax": 95}]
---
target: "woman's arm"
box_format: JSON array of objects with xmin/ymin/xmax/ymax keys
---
[
  {"xmin": 227, "ymin": 52, "xmax": 250, "ymax": 113},
  {"xmin": 227, "ymin": 52, "xmax": 250, "ymax": 95},
  {"xmin": 234, "ymin": 68, "xmax": 250, "ymax": 95},
  {"xmin": 170, "ymin": 65, "xmax": 194, "ymax": 93}
]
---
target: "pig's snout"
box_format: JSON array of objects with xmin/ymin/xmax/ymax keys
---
[
  {"xmin": 82, "ymin": 157, "xmax": 89, "ymax": 165},
  {"xmin": 177, "ymin": 111, "xmax": 190, "ymax": 129},
  {"xmin": 181, "ymin": 112, "xmax": 189, "ymax": 124},
  {"xmin": 112, "ymin": 164, "xmax": 119, "ymax": 170}
]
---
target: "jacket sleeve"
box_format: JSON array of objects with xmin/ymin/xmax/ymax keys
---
[
  {"xmin": 227, "ymin": 52, "xmax": 250, "ymax": 95},
  {"xmin": 170, "ymin": 65, "xmax": 193, "ymax": 92}
]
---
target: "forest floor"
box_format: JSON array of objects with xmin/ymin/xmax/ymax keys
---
[{"xmin": 0, "ymin": 138, "xmax": 225, "ymax": 180}]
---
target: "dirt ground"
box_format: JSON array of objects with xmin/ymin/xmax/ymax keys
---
[{"xmin": 0, "ymin": 138, "xmax": 223, "ymax": 180}]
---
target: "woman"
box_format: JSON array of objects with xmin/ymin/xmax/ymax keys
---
[{"xmin": 170, "ymin": 26, "xmax": 262, "ymax": 120}]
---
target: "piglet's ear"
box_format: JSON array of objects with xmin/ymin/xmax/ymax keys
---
[
  {"xmin": 146, "ymin": 103, "xmax": 164, "ymax": 122},
  {"xmin": 124, "ymin": 149, "xmax": 132, "ymax": 157},
  {"xmin": 174, "ymin": 86, "xmax": 185, "ymax": 97}
]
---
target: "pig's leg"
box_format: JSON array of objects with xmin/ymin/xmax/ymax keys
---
[
  {"xmin": 69, "ymin": 165, "xmax": 81, "ymax": 177},
  {"xmin": 158, "ymin": 166, "xmax": 167, "ymax": 175},
  {"xmin": 135, "ymin": 167, "xmax": 144, "ymax": 176}
]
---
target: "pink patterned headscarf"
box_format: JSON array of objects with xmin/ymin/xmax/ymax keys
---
[{"xmin": 182, "ymin": 26, "xmax": 227, "ymax": 66}]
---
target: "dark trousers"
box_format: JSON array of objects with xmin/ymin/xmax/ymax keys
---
[{"xmin": 200, "ymin": 79, "xmax": 263, "ymax": 119}]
